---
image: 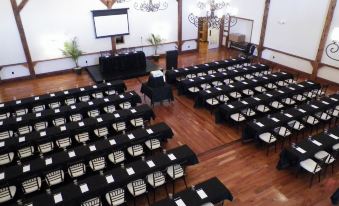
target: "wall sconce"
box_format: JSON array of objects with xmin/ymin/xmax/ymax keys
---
[{"xmin": 325, "ymin": 27, "xmax": 339, "ymax": 61}]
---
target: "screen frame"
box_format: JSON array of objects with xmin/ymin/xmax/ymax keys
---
[{"xmin": 92, "ymin": 8, "xmax": 130, "ymax": 39}]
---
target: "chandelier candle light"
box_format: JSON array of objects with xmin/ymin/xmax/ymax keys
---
[
  {"xmin": 188, "ymin": 0, "xmax": 238, "ymax": 29},
  {"xmin": 134, "ymin": 0, "xmax": 168, "ymax": 12}
]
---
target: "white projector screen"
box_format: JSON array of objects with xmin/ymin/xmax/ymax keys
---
[{"xmin": 92, "ymin": 9, "xmax": 130, "ymax": 38}]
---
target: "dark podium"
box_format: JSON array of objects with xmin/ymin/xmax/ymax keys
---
[
  {"xmin": 166, "ymin": 50, "xmax": 178, "ymax": 70},
  {"xmin": 140, "ymin": 70, "xmax": 174, "ymax": 106}
]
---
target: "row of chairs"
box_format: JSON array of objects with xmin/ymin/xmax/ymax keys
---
[
  {"xmin": 0, "ymin": 101, "xmax": 133, "ymax": 140},
  {"xmin": 259, "ymin": 106, "xmax": 339, "ymax": 155},
  {"xmin": 0, "ymin": 138, "xmax": 162, "ymax": 204},
  {"xmin": 0, "ymin": 117, "xmax": 148, "ymax": 166},
  {"xmin": 0, "ymin": 89, "xmax": 119, "ymax": 120}
]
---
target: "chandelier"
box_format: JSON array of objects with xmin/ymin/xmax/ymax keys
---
[
  {"xmin": 188, "ymin": 0, "xmax": 237, "ymax": 29},
  {"xmin": 116, "ymin": 0, "xmax": 130, "ymax": 3},
  {"xmin": 325, "ymin": 28, "xmax": 339, "ymax": 61},
  {"xmin": 134, "ymin": 0, "xmax": 168, "ymax": 12}
]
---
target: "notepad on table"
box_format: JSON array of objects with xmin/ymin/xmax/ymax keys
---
[
  {"xmin": 114, "ymin": 113, "xmax": 120, "ymax": 118},
  {"xmin": 146, "ymin": 129, "xmax": 154, "ymax": 134},
  {"xmin": 54, "ymin": 193, "xmax": 63, "ymax": 203},
  {"xmin": 311, "ymin": 105, "xmax": 318, "ymax": 109},
  {"xmin": 271, "ymin": 117, "xmax": 280, "ymax": 122},
  {"xmin": 296, "ymin": 147, "xmax": 306, "ymax": 154},
  {"xmin": 147, "ymin": 160, "xmax": 155, "ymax": 168},
  {"xmin": 197, "ymin": 189, "xmax": 208, "ymax": 199},
  {"xmin": 329, "ymin": 134, "xmax": 339, "ymax": 140},
  {"xmin": 175, "ymin": 199, "xmax": 186, "ymax": 206},
  {"xmin": 106, "ymin": 175, "xmax": 114, "ymax": 184},
  {"xmin": 109, "ymin": 139, "xmax": 116, "ymax": 145},
  {"xmin": 130, "ymin": 109, "xmax": 137, "ymax": 113},
  {"xmin": 127, "ymin": 134, "xmax": 135, "ymax": 139},
  {"xmin": 126, "ymin": 167, "xmax": 135, "ymax": 175},
  {"xmin": 311, "ymin": 140, "xmax": 322, "ymax": 146},
  {"xmin": 284, "ymin": 113, "xmax": 293, "ymax": 118},
  {"xmin": 256, "ymin": 122, "xmax": 264, "ymax": 127},
  {"xmin": 168, "ymin": 153, "xmax": 177, "ymax": 161},
  {"xmin": 45, "ymin": 158, "xmax": 53, "ymax": 165},
  {"xmin": 80, "ymin": 184, "xmax": 89, "ymax": 193}
]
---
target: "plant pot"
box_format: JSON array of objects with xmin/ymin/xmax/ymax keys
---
[
  {"xmin": 152, "ymin": 55, "xmax": 160, "ymax": 62},
  {"xmin": 74, "ymin": 67, "xmax": 82, "ymax": 75}
]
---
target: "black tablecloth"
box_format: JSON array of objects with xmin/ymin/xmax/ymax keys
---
[
  {"xmin": 99, "ymin": 51, "xmax": 146, "ymax": 75},
  {"xmin": 166, "ymin": 57, "xmax": 251, "ymax": 84},
  {"xmin": 178, "ymin": 64, "xmax": 270, "ymax": 95},
  {"xmin": 141, "ymin": 83, "xmax": 174, "ymax": 104},
  {"xmin": 0, "ymin": 91, "xmax": 141, "ymax": 132},
  {"xmin": 277, "ymin": 126, "xmax": 339, "ymax": 169},
  {"xmin": 20, "ymin": 145, "xmax": 198, "ymax": 206},
  {"xmin": 215, "ymin": 81, "xmax": 320, "ymax": 123},
  {"xmin": 195, "ymin": 71, "xmax": 293, "ymax": 107},
  {"xmin": 0, "ymin": 104, "xmax": 155, "ymax": 155},
  {"xmin": 331, "ymin": 188, "xmax": 339, "ymax": 205},
  {"xmin": 0, "ymin": 122, "xmax": 173, "ymax": 189},
  {"xmin": 242, "ymin": 93, "xmax": 339, "ymax": 141},
  {"xmin": 152, "ymin": 177, "xmax": 233, "ymax": 206},
  {"xmin": 147, "ymin": 75, "xmax": 165, "ymax": 88},
  {"xmin": 0, "ymin": 80, "xmax": 126, "ymax": 115}
]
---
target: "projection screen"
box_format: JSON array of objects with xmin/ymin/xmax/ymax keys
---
[{"xmin": 92, "ymin": 8, "xmax": 130, "ymax": 38}]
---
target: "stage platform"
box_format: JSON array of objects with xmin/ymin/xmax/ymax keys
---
[{"xmin": 87, "ymin": 60, "xmax": 161, "ymax": 83}]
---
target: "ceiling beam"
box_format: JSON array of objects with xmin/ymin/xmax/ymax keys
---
[
  {"xmin": 177, "ymin": 0, "xmax": 182, "ymax": 52},
  {"xmin": 18, "ymin": 0, "xmax": 30, "ymax": 12},
  {"xmin": 10, "ymin": 0, "xmax": 35, "ymax": 77},
  {"xmin": 257, "ymin": 0, "xmax": 271, "ymax": 61},
  {"xmin": 311, "ymin": 0, "xmax": 337, "ymax": 79}
]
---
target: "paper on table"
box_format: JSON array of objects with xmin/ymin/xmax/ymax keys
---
[
  {"xmin": 0, "ymin": 142, "xmax": 4, "ymax": 147},
  {"xmin": 330, "ymin": 98, "xmax": 338, "ymax": 102},
  {"xmin": 60, "ymin": 126, "xmax": 66, "ymax": 131},
  {"xmin": 307, "ymin": 81, "xmax": 314, "ymax": 84},
  {"xmin": 23, "ymin": 165, "xmax": 30, "ymax": 172},
  {"xmin": 251, "ymin": 66, "xmax": 257, "ymax": 68},
  {"xmin": 147, "ymin": 160, "xmax": 155, "ymax": 168},
  {"xmin": 271, "ymin": 117, "xmax": 280, "ymax": 122},
  {"xmin": 78, "ymin": 122, "xmax": 85, "ymax": 127},
  {"xmin": 0, "ymin": 172, "xmax": 4, "ymax": 180},
  {"xmin": 206, "ymin": 90, "xmax": 211, "ymax": 94},
  {"xmin": 68, "ymin": 151, "xmax": 76, "ymax": 158},
  {"xmin": 126, "ymin": 167, "xmax": 135, "ymax": 175},
  {"xmin": 241, "ymin": 101, "xmax": 248, "ymax": 105},
  {"xmin": 229, "ymin": 85, "xmax": 234, "ymax": 88},
  {"xmin": 297, "ymin": 84, "xmax": 304, "ymax": 87},
  {"xmin": 93, "ymin": 85, "xmax": 97, "ymax": 88},
  {"xmin": 311, "ymin": 140, "xmax": 322, "ymax": 146},
  {"xmin": 54, "ymin": 193, "xmax": 63, "ymax": 203},
  {"xmin": 36, "ymin": 113, "xmax": 41, "ymax": 117},
  {"xmin": 50, "ymin": 93, "xmax": 55, "ymax": 97},
  {"xmin": 298, "ymin": 109, "xmax": 306, "ymax": 113},
  {"xmin": 109, "ymin": 139, "xmax": 116, "ymax": 145},
  {"xmin": 146, "ymin": 129, "xmax": 154, "ymax": 134},
  {"xmin": 175, "ymin": 199, "xmax": 186, "ymax": 206},
  {"xmin": 71, "ymin": 105, "xmax": 76, "ymax": 109},
  {"xmin": 311, "ymin": 105, "xmax": 319, "ymax": 109},
  {"xmin": 228, "ymin": 104, "xmax": 234, "ymax": 108},
  {"xmin": 114, "ymin": 113, "xmax": 120, "ymax": 118},
  {"xmin": 256, "ymin": 122, "xmax": 264, "ymax": 127},
  {"xmin": 194, "ymin": 66, "xmax": 198, "ymax": 69},
  {"xmin": 80, "ymin": 184, "xmax": 89, "ymax": 193},
  {"xmin": 189, "ymin": 79, "xmax": 194, "ymax": 82},
  {"xmin": 107, "ymin": 82, "xmax": 112, "ymax": 85},
  {"xmin": 40, "ymin": 131, "xmax": 46, "ymax": 136},
  {"xmin": 266, "ymin": 94, "xmax": 273, "ymax": 97},
  {"xmin": 119, "ymin": 95, "xmax": 124, "ymax": 98},
  {"xmin": 106, "ymin": 175, "xmax": 114, "ymax": 184},
  {"xmin": 233, "ymin": 70, "xmax": 238, "ymax": 72},
  {"xmin": 16, "ymin": 117, "xmax": 22, "ymax": 122},
  {"xmin": 243, "ymin": 82, "xmax": 248, "ymax": 85},
  {"xmin": 16, "ymin": 100, "xmax": 21, "ymax": 104},
  {"xmin": 97, "ymin": 118, "xmax": 103, "ymax": 122},
  {"xmin": 254, "ymin": 97, "xmax": 261, "ymax": 101},
  {"xmin": 55, "ymin": 109, "xmax": 60, "ymax": 113},
  {"xmin": 0, "ymin": 104, "xmax": 4, "ymax": 107},
  {"xmin": 19, "ymin": 137, "xmax": 25, "ymax": 142},
  {"xmin": 104, "ymin": 98, "xmax": 109, "ymax": 102},
  {"xmin": 329, "ymin": 134, "xmax": 339, "ymax": 140},
  {"xmin": 285, "ymin": 113, "xmax": 293, "ymax": 118},
  {"xmin": 168, "ymin": 153, "xmax": 177, "ymax": 160},
  {"xmin": 130, "ymin": 109, "xmax": 137, "ymax": 113},
  {"xmin": 35, "ymin": 96, "xmax": 40, "ymax": 100},
  {"xmin": 289, "ymin": 87, "xmax": 295, "ymax": 90},
  {"xmin": 278, "ymin": 90, "xmax": 284, "ymax": 93},
  {"xmin": 322, "ymin": 101, "xmax": 329, "ymax": 105},
  {"xmin": 89, "ymin": 145, "xmax": 96, "ymax": 152},
  {"xmin": 127, "ymin": 134, "xmax": 135, "ymax": 139},
  {"xmin": 296, "ymin": 147, "xmax": 306, "ymax": 154},
  {"xmin": 88, "ymin": 101, "xmax": 93, "ymax": 105},
  {"xmin": 45, "ymin": 158, "xmax": 53, "ymax": 165},
  {"xmin": 64, "ymin": 91, "xmax": 69, "ymax": 94},
  {"xmin": 200, "ymin": 77, "xmax": 205, "ymax": 80},
  {"xmin": 197, "ymin": 189, "xmax": 208, "ymax": 199},
  {"xmin": 216, "ymin": 88, "xmax": 222, "ymax": 91}
]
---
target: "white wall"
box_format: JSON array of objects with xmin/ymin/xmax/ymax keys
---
[{"xmin": 264, "ymin": 0, "xmax": 330, "ymax": 60}]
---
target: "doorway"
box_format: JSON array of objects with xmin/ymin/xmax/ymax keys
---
[{"xmin": 197, "ymin": 17, "xmax": 221, "ymax": 52}]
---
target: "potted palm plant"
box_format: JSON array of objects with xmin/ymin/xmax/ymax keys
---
[
  {"xmin": 61, "ymin": 37, "xmax": 83, "ymax": 75},
  {"xmin": 147, "ymin": 33, "xmax": 162, "ymax": 61}
]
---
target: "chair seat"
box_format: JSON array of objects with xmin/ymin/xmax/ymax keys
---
[
  {"xmin": 0, "ymin": 152, "xmax": 14, "ymax": 165},
  {"xmin": 145, "ymin": 139, "xmax": 161, "ymax": 150},
  {"xmin": 104, "ymin": 105, "xmax": 116, "ymax": 113},
  {"xmin": 105, "ymin": 90, "xmax": 117, "ymax": 95},
  {"xmin": 127, "ymin": 145, "xmax": 143, "ymax": 157},
  {"xmin": 206, "ymin": 98, "xmax": 219, "ymax": 105},
  {"xmin": 256, "ymin": 105, "xmax": 270, "ymax": 113},
  {"xmin": 130, "ymin": 118, "xmax": 144, "ymax": 127},
  {"xmin": 200, "ymin": 84, "xmax": 211, "ymax": 90},
  {"xmin": 108, "ymin": 151, "xmax": 125, "ymax": 164},
  {"xmin": 147, "ymin": 171, "xmax": 166, "ymax": 188},
  {"xmin": 254, "ymin": 86, "xmax": 267, "ymax": 93},
  {"xmin": 0, "ymin": 186, "xmax": 16, "ymax": 204},
  {"xmin": 105, "ymin": 188, "xmax": 125, "ymax": 206},
  {"xmin": 230, "ymin": 113, "xmax": 246, "ymax": 122},
  {"xmin": 89, "ymin": 157, "xmax": 106, "ymax": 171},
  {"xmin": 316, "ymin": 113, "xmax": 331, "ymax": 121},
  {"xmin": 259, "ymin": 132, "xmax": 277, "ymax": 143},
  {"xmin": 112, "ymin": 122, "xmax": 126, "ymax": 132},
  {"xmin": 305, "ymin": 116, "xmax": 319, "ymax": 125},
  {"xmin": 56, "ymin": 137, "xmax": 72, "ymax": 148},
  {"xmin": 119, "ymin": 102, "xmax": 131, "ymax": 109},
  {"xmin": 274, "ymin": 127, "xmax": 291, "ymax": 137},
  {"xmin": 65, "ymin": 98, "xmax": 76, "ymax": 105},
  {"xmin": 314, "ymin": 151, "xmax": 335, "ymax": 164},
  {"xmin": 22, "ymin": 177, "xmax": 41, "ymax": 194},
  {"xmin": 217, "ymin": 95, "xmax": 229, "ymax": 102},
  {"xmin": 277, "ymin": 81, "xmax": 289, "ymax": 87},
  {"xmin": 270, "ymin": 101, "xmax": 284, "ymax": 109},
  {"xmin": 68, "ymin": 163, "xmax": 86, "ymax": 178},
  {"xmin": 127, "ymin": 180, "xmax": 147, "ymax": 197},
  {"xmin": 212, "ymin": 81, "xmax": 223, "ymax": 86},
  {"xmin": 300, "ymin": 159, "xmax": 321, "ymax": 174},
  {"xmin": 223, "ymin": 79, "xmax": 234, "ymax": 84},
  {"xmin": 282, "ymin": 98, "xmax": 296, "ymax": 105},
  {"xmin": 288, "ymin": 120, "xmax": 305, "ymax": 131},
  {"xmin": 79, "ymin": 95, "xmax": 90, "ymax": 102},
  {"xmin": 234, "ymin": 76, "xmax": 245, "ymax": 81},
  {"xmin": 242, "ymin": 89, "xmax": 254, "ymax": 96},
  {"xmin": 188, "ymin": 87, "xmax": 200, "ymax": 93},
  {"xmin": 242, "ymin": 108, "xmax": 256, "ymax": 117},
  {"xmin": 293, "ymin": 94, "xmax": 306, "ymax": 101},
  {"xmin": 167, "ymin": 164, "xmax": 184, "ymax": 179},
  {"xmin": 230, "ymin": 92, "xmax": 241, "ymax": 99},
  {"xmin": 265, "ymin": 83, "xmax": 277, "ymax": 89},
  {"xmin": 333, "ymin": 143, "xmax": 339, "ymax": 151}
]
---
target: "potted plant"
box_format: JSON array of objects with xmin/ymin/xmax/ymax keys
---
[
  {"xmin": 61, "ymin": 37, "xmax": 83, "ymax": 75},
  {"xmin": 147, "ymin": 33, "xmax": 162, "ymax": 61}
]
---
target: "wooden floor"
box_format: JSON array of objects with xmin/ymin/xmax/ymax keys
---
[{"xmin": 0, "ymin": 48, "xmax": 338, "ymax": 205}]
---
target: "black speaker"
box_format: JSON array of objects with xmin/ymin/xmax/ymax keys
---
[{"xmin": 166, "ymin": 50, "xmax": 178, "ymax": 70}]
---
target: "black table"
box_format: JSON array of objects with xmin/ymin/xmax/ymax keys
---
[
  {"xmin": 195, "ymin": 71, "xmax": 293, "ymax": 107},
  {"xmin": 20, "ymin": 145, "xmax": 198, "ymax": 206},
  {"xmin": 242, "ymin": 93, "xmax": 339, "ymax": 141},
  {"xmin": 0, "ymin": 104, "xmax": 155, "ymax": 155},
  {"xmin": 0, "ymin": 122, "xmax": 173, "ymax": 189},
  {"xmin": 178, "ymin": 64, "xmax": 270, "ymax": 96},
  {"xmin": 215, "ymin": 81, "xmax": 320, "ymax": 123},
  {"xmin": 152, "ymin": 177, "xmax": 233, "ymax": 206},
  {"xmin": 99, "ymin": 51, "xmax": 146, "ymax": 75},
  {"xmin": 277, "ymin": 126, "xmax": 339, "ymax": 169},
  {"xmin": 166, "ymin": 57, "xmax": 251, "ymax": 84},
  {"xmin": 141, "ymin": 83, "xmax": 174, "ymax": 105},
  {"xmin": 0, "ymin": 80, "xmax": 126, "ymax": 115},
  {"xmin": 0, "ymin": 91, "xmax": 141, "ymax": 132}
]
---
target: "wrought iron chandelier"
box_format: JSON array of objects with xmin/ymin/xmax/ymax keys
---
[
  {"xmin": 188, "ymin": 0, "xmax": 237, "ymax": 29},
  {"xmin": 116, "ymin": 0, "xmax": 130, "ymax": 3},
  {"xmin": 325, "ymin": 28, "xmax": 339, "ymax": 61},
  {"xmin": 134, "ymin": 0, "xmax": 168, "ymax": 12}
]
